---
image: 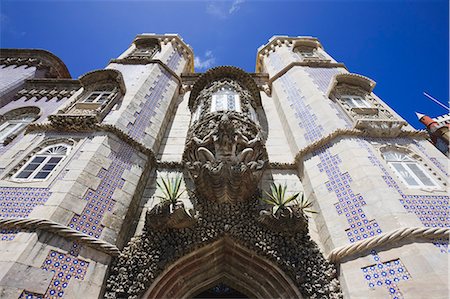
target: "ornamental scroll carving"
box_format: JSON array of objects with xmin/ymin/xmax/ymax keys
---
[{"xmin": 183, "ymin": 111, "xmax": 268, "ymax": 203}]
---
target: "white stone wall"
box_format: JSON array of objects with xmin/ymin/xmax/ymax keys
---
[{"xmin": 259, "ymin": 38, "xmax": 449, "ymax": 299}]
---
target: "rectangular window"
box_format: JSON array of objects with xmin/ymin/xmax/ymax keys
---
[
  {"xmin": 82, "ymin": 91, "xmax": 113, "ymax": 104},
  {"xmin": 389, "ymin": 161, "xmax": 438, "ymax": 188},
  {"xmin": 342, "ymin": 96, "xmax": 371, "ymax": 108},
  {"xmin": 301, "ymin": 51, "xmax": 316, "ymax": 58},
  {"xmin": 132, "ymin": 48, "xmax": 156, "ymax": 56},
  {"xmin": 211, "ymin": 94, "xmax": 241, "ymax": 113}
]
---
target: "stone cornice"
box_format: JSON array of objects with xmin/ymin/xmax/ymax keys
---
[
  {"xmin": 294, "ymin": 128, "xmax": 428, "ymax": 163},
  {"xmin": 109, "ymin": 58, "xmax": 182, "ymax": 90},
  {"xmin": 268, "ymin": 61, "xmax": 347, "ymax": 93},
  {"xmin": 326, "ymin": 73, "xmax": 376, "ymax": 97},
  {"xmin": 26, "ymin": 123, "xmax": 157, "ymax": 165},
  {"xmin": 0, "ymin": 48, "xmax": 71, "ymax": 78},
  {"xmin": 79, "ymin": 69, "xmax": 126, "ymax": 95},
  {"xmin": 134, "ymin": 33, "xmax": 194, "ymax": 72}
]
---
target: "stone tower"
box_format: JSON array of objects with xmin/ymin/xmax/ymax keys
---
[{"xmin": 0, "ymin": 35, "xmax": 448, "ymax": 299}]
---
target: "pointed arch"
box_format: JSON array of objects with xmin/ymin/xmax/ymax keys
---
[{"xmin": 143, "ymin": 237, "xmax": 302, "ymax": 299}]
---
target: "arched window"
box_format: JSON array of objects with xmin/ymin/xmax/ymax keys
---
[
  {"xmin": 13, "ymin": 144, "xmax": 70, "ymax": 180},
  {"xmin": 0, "ymin": 107, "xmax": 39, "ymax": 145},
  {"xmin": 211, "ymin": 86, "xmax": 241, "ymax": 113},
  {"xmin": 0, "ymin": 116, "xmax": 34, "ymax": 144},
  {"xmin": 382, "ymin": 150, "xmax": 438, "ymax": 188}
]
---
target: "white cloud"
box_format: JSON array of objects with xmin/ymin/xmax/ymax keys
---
[
  {"xmin": 0, "ymin": 13, "xmax": 26, "ymax": 37},
  {"xmin": 229, "ymin": 0, "xmax": 245, "ymax": 14},
  {"xmin": 194, "ymin": 50, "xmax": 216, "ymax": 70},
  {"xmin": 206, "ymin": 0, "xmax": 245, "ymax": 19}
]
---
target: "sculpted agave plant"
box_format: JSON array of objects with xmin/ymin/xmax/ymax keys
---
[
  {"xmin": 146, "ymin": 175, "xmax": 197, "ymax": 229},
  {"xmin": 259, "ymin": 183, "xmax": 317, "ymax": 233},
  {"xmin": 156, "ymin": 175, "xmax": 185, "ymax": 211}
]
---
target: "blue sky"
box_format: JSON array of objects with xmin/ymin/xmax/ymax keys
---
[{"xmin": 1, "ymin": 0, "xmax": 448, "ymax": 128}]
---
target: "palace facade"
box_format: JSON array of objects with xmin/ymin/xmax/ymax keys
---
[{"xmin": 0, "ymin": 34, "xmax": 448, "ymax": 298}]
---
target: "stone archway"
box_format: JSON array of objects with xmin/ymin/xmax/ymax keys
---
[{"xmin": 143, "ymin": 237, "xmax": 303, "ymax": 299}]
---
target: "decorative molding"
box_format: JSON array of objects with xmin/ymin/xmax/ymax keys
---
[
  {"xmin": 0, "ymin": 106, "xmax": 41, "ymax": 122},
  {"xmin": 0, "ymin": 48, "xmax": 71, "ymax": 78},
  {"xmin": 26, "ymin": 123, "xmax": 157, "ymax": 165},
  {"xmin": 156, "ymin": 161, "xmax": 183, "ymax": 169},
  {"xmin": 294, "ymin": 128, "xmax": 428, "ymax": 163},
  {"xmin": 0, "ymin": 217, "xmax": 120, "ymax": 256},
  {"xmin": 14, "ymin": 78, "xmax": 80, "ymax": 100},
  {"xmin": 110, "ymin": 58, "xmax": 183, "ymax": 90},
  {"xmin": 327, "ymin": 226, "xmax": 449, "ymax": 263},
  {"xmin": 268, "ymin": 61, "xmax": 347, "ymax": 94},
  {"xmin": 326, "ymin": 73, "xmax": 376, "ymax": 97},
  {"xmin": 292, "ymin": 37, "xmax": 323, "ymax": 50},
  {"xmin": 79, "ymin": 69, "xmax": 126, "ymax": 95},
  {"xmin": 188, "ymin": 66, "xmax": 262, "ymax": 109},
  {"xmin": 268, "ymin": 162, "xmax": 297, "ymax": 169}
]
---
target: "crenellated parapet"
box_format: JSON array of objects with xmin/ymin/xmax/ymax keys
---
[
  {"xmin": 256, "ymin": 36, "xmax": 342, "ymax": 73},
  {"xmin": 110, "ymin": 34, "xmax": 194, "ymax": 72},
  {"xmin": 15, "ymin": 78, "xmax": 80, "ymax": 101},
  {"xmin": 0, "ymin": 49, "xmax": 71, "ymax": 79}
]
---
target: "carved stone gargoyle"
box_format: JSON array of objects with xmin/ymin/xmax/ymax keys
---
[
  {"xmin": 258, "ymin": 205, "xmax": 309, "ymax": 234},
  {"xmin": 145, "ymin": 201, "xmax": 198, "ymax": 230},
  {"xmin": 183, "ymin": 112, "xmax": 268, "ymax": 203}
]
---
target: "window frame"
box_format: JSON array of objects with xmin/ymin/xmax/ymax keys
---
[
  {"xmin": 383, "ymin": 150, "xmax": 439, "ymax": 189},
  {"xmin": 132, "ymin": 47, "xmax": 156, "ymax": 57},
  {"xmin": 81, "ymin": 91, "xmax": 114, "ymax": 104},
  {"xmin": 210, "ymin": 88, "xmax": 241, "ymax": 113},
  {"xmin": 0, "ymin": 116, "xmax": 35, "ymax": 144},
  {"xmin": 341, "ymin": 95, "xmax": 372, "ymax": 109},
  {"xmin": 12, "ymin": 144, "xmax": 71, "ymax": 181}
]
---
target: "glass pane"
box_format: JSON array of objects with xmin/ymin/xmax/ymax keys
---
[
  {"xmin": 227, "ymin": 94, "xmax": 235, "ymax": 110},
  {"xmin": 354, "ymin": 98, "xmax": 366, "ymax": 108},
  {"xmin": 34, "ymin": 171, "xmax": 50, "ymax": 179},
  {"xmin": 85, "ymin": 93, "xmax": 100, "ymax": 103},
  {"xmin": 391, "ymin": 162, "xmax": 419, "ymax": 186},
  {"xmin": 407, "ymin": 163, "xmax": 436, "ymax": 186},
  {"xmin": 48, "ymin": 157, "xmax": 62, "ymax": 164},
  {"xmin": 16, "ymin": 171, "xmax": 33, "ymax": 179},
  {"xmin": 23, "ymin": 162, "xmax": 41, "ymax": 172},
  {"xmin": 32, "ymin": 156, "xmax": 46, "ymax": 163},
  {"xmin": 97, "ymin": 93, "xmax": 110, "ymax": 103},
  {"xmin": 41, "ymin": 163, "xmax": 57, "ymax": 171},
  {"xmin": 0, "ymin": 123, "xmax": 17, "ymax": 138},
  {"xmin": 214, "ymin": 95, "xmax": 226, "ymax": 111},
  {"xmin": 22, "ymin": 156, "xmax": 46, "ymax": 171},
  {"xmin": 344, "ymin": 98, "xmax": 356, "ymax": 108}
]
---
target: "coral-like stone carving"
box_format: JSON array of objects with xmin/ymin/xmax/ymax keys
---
[
  {"xmin": 105, "ymin": 196, "xmax": 342, "ymax": 299},
  {"xmin": 259, "ymin": 206, "xmax": 309, "ymax": 234},
  {"xmin": 145, "ymin": 201, "xmax": 197, "ymax": 230},
  {"xmin": 183, "ymin": 111, "xmax": 268, "ymax": 203}
]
